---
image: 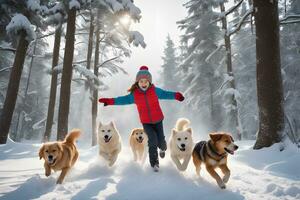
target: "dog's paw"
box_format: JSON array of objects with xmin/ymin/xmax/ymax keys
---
[
  {"xmin": 178, "ymin": 166, "xmax": 187, "ymax": 171},
  {"xmin": 56, "ymin": 179, "xmax": 63, "ymax": 184},
  {"xmin": 108, "ymin": 161, "xmax": 114, "ymax": 167},
  {"xmin": 45, "ymin": 171, "xmax": 51, "ymax": 177},
  {"xmin": 217, "ymin": 181, "xmax": 226, "ymax": 189}
]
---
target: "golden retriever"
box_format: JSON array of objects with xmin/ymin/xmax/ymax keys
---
[
  {"xmin": 39, "ymin": 129, "xmax": 81, "ymax": 184},
  {"xmin": 129, "ymin": 128, "xmax": 148, "ymax": 163}
]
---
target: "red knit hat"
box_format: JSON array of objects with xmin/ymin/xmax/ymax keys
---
[{"xmin": 136, "ymin": 66, "xmax": 152, "ymax": 83}]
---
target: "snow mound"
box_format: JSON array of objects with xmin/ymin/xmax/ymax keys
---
[{"xmin": 6, "ymin": 14, "xmax": 36, "ymax": 42}]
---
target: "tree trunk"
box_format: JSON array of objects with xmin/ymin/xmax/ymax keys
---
[
  {"xmin": 253, "ymin": 0, "xmax": 284, "ymax": 149},
  {"xmin": 57, "ymin": 8, "xmax": 77, "ymax": 141},
  {"xmin": 220, "ymin": 3, "xmax": 242, "ymax": 140},
  {"xmin": 76, "ymin": 8, "xmax": 94, "ymax": 134},
  {"xmin": 208, "ymin": 76, "xmax": 216, "ymax": 131},
  {"xmin": 91, "ymin": 9, "xmax": 100, "ymax": 146},
  {"xmin": 0, "ymin": 31, "xmax": 29, "ymax": 144},
  {"xmin": 86, "ymin": 9, "xmax": 94, "ymax": 70},
  {"xmin": 16, "ymin": 33, "xmax": 38, "ymax": 141},
  {"xmin": 43, "ymin": 25, "xmax": 62, "ymax": 142}
]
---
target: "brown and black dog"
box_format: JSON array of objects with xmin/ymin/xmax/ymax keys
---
[
  {"xmin": 39, "ymin": 129, "xmax": 81, "ymax": 184},
  {"xmin": 192, "ymin": 132, "xmax": 238, "ymax": 189}
]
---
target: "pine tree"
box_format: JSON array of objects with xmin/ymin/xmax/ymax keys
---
[
  {"xmin": 177, "ymin": 0, "xmax": 224, "ymax": 131},
  {"xmin": 161, "ymin": 35, "xmax": 178, "ymax": 91}
]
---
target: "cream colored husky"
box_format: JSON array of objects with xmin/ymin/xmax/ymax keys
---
[
  {"xmin": 169, "ymin": 118, "xmax": 194, "ymax": 171},
  {"xmin": 98, "ymin": 121, "xmax": 122, "ymax": 167}
]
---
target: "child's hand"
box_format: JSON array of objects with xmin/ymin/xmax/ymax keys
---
[
  {"xmin": 175, "ymin": 92, "xmax": 185, "ymax": 102},
  {"xmin": 99, "ymin": 98, "xmax": 114, "ymax": 106}
]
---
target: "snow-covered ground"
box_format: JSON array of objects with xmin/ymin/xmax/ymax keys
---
[{"xmin": 0, "ymin": 139, "xmax": 299, "ymax": 200}]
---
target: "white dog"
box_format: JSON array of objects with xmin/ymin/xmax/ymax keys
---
[
  {"xmin": 169, "ymin": 118, "xmax": 194, "ymax": 171},
  {"xmin": 98, "ymin": 121, "xmax": 122, "ymax": 167}
]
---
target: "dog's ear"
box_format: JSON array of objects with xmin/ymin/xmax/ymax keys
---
[
  {"xmin": 209, "ymin": 133, "xmax": 222, "ymax": 142},
  {"xmin": 56, "ymin": 143, "xmax": 63, "ymax": 152},
  {"xmin": 186, "ymin": 128, "xmax": 192, "ymax": 135},
  {"xmin": 39, "ymin": 145, "xmax": 45, "ymax": 160},
  {"xmin": 229, "ymin": 135, "xmax": 234, "ymax": 142},
  {"xmin": 172, "ymin": 129, "xmax": 177, "ymax": 135},
  {"xmin": 98, "ymin": 121, "xmax": 103, "ymax": 128},
  {"xmin": 110, "ymin": 121, "xmax": 116, "ymax": 129},
  {"xmin": 131, "ymin": 128, "xmax": 137, "ymax": 136}
]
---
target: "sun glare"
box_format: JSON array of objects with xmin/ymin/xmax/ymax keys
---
[{"xmin": 119, "ymin": 14, "xmax": 131, "ymax": 27}]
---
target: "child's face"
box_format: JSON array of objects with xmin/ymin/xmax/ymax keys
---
[{"xmin": 138, "ymin": 79, "xmax": 150, "ymax": 90}]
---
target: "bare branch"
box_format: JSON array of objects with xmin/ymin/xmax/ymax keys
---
[
  {"xmin": 98, "ymin": 56, "xmax": 120, "ymax": 67},
  {"xmin": 0, "ymin": 66, "xmax": 13, "ymax": 73}
]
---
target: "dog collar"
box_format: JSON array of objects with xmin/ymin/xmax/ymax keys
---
[{"xmin": 206, "ymin": 140, "xmax": 227, "ymax": 161}]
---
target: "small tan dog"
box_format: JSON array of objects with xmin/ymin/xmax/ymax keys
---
[
  {"xmin": 169, "ymin": 118, "xmax": 194, "ymax": 171},
  {"xmin": 192, "ymin": 132, "xmax": 238, "ymax": 189},
  {"xmin": 129, "ymin": 128, "xmax": 148, "ymax": 163},
  {"xmin": 98, "ymin": 121, "xmax": 122, "ymax": 167},
  {"xmin": 39, "ymin": 129, "xmax": 81, "ymax": 184}
]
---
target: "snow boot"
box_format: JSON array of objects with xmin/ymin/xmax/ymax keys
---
[
  {"xmin": 159, "ymin": 150, "xmax": 165, "ymax": 159},
  {"xmin": 152, "ymin": 164, "xmax": 159, "ymax": 172}
]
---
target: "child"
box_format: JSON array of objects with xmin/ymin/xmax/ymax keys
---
[{"xmin": 99, "ymin": 66, "xmax": 184, "ymax": 172}]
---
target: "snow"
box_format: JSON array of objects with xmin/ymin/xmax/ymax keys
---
[
  {"xmin": 122, "ymin": 0, "xmax": 141, "ymax": 20},
  {"xmin": 49, "ymin": 2, "xmax": 65, "ymax": 14},
  {"xmin": 224, "ymin": 88, "xmax": 241, "ymax": 99},
  {"xmin": 32, "ymin": 118, "xmax": 46, "ymax": 130},
  {"xmin": 27, "ymin": 0, "xmax": 41, "ymax": 13},
  {"xmin": 104, "ymin": 0, "xmax": 124, "ymax": 12},
  {"xmin": 0, "ymin": 139, "xmax": 299, "ymax": 200},
  {"xmin": 6, "ymin": 14, "xmax": 36, "ymax": 42},
  {"xmin": 129, "ymin": 31, "xmax": 146, "ymax": 48},
  {"xmin": 74, "ymin": 64, "xmax": 101, "ymax": 87},
  {"xmin": 69, "ymin": 0, "xmax": 81, "ymax": 10}
]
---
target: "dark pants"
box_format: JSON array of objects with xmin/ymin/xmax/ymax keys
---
[{"xmin": 142, "ymin": 120, "xmax": 167, "ymax": 167}]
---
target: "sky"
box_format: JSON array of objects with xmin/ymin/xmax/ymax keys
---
[{"xmin": 118, "ymin": 0, "xmax": 188, "ymax": 82}]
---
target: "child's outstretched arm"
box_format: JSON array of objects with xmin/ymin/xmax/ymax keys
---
[
  {"xmin": 99, "ymin": 93, "xmax": 134, "ymax": 106},
  {"xmin": 155, "ymin": 87, "xmax": 185, "ymax": 101}
]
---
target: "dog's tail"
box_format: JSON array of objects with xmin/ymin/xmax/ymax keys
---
[
  {"xmin": 175, "ymin": 118, "xmax": 190, "ymax": 131},
  {"xmin": 65, "ymin": 129, "xmax": 81, "ymax": 144}
]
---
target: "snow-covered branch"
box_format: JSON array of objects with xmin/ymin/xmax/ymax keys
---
[
  {"xmin": 228, "ymin": 7, "xmax": 254, "ymax": 36},
  {"xmin": 280, "ymin": 14, "xmax": 300, "ymax": 22},
  {"xmin": 205, "ymin": 45, "xmax": 224, "ymax": 63},
  {"xmin": 280, "ymin": 19, "xmax": 300, "ymax": 25},
  {"xmin": 211, "ymin": 0, "xmax": 244, "ymax": 24},
  {"xmin": 0, "ymin": 46, "xmax": 16, "ymax": 53},
  {"xmin": 129, "ymin": 31, "xmax": 146, "ymax": 48},
  {"xmin": 0, "ymin": 66, "xmax": 13, "ymax": 73},
  {"xmin": 6, "ymin": 14, "xmax": 36, "ymax": 42}
]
